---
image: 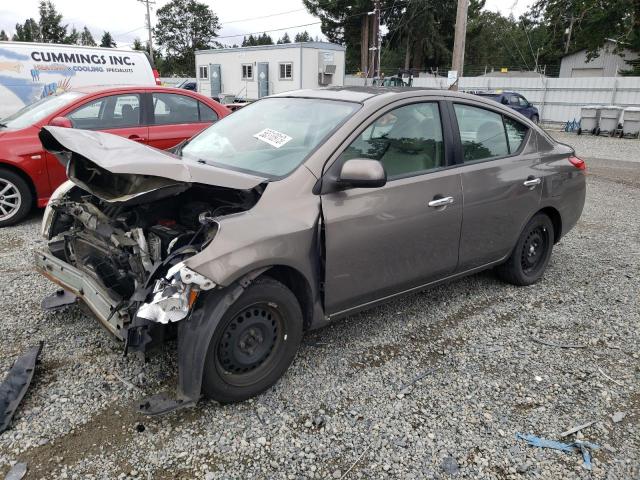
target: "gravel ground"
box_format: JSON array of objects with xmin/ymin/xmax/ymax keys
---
[{"xmin": 0, "ymin": 132, "xmax": 638, "ymax": 479}]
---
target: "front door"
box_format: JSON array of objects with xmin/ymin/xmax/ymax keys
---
[
  {"xmin": 321, "ymin": 101, "xmax": 462, "ymax": 315},
  {"xmin": 452, "ymin": 102, "xmax": 542, "ymax": 270},
  {"xmin": 210, "ymin": 64, "xmax": 221, "ymax": 99},
  {"xmin": 257, "ymin": 62, "xmax": 269, "ymax": 98}
]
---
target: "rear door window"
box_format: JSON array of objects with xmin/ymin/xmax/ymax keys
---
[
  {"xmin": 504, "ymin": 116, "xmax": 528, "ymax": 153},
  {"xmin": 454, "ymin": 104, "xmax": 509, "ymax": 161},
  {"xmin": 152, "ymin": 93, "xmax": 201, "ymax": 125},
  {"xmin": 454, "ymin": 104, "xmax": 529, "ymax": 161}
]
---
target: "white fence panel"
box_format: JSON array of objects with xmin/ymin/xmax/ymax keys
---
[{"xmin": 343, "ymin": 75, "xmax": 640, "ymax": 124}]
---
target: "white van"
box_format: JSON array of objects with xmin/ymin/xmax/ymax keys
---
[{"xmin": 0, "ymin": 41, "xmax": 160, "ymax": 119}]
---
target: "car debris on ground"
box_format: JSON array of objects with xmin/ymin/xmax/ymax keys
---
[
  {"xmin": 516, "ymin": 433, "xmax": 600, "ymax": 470},
  {"xmin": 0, "ymin": 343, "xmax": 43, "ymax": 434}
]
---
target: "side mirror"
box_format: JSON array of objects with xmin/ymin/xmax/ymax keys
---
[
  {"xmin": 49, "ymin": 116, "xmax": 73, "ymax": 128},
  {"xmin": 338, "ymin": 159, "xmax": 386, "ymax": 189}
]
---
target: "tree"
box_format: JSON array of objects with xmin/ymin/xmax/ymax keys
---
[
  {"xmin": 242, "ymin": 34, "xmax": 258, "ymax": 46},
  {"xmin": 154, "ymin": 0, "xmax": 220, "ymax": 75},
  {"xmin": 64, "ymin": 26, "xmax": 79, "ymax": 45},
  {"xmin": 0, "ymin": 30, "xmax": 8, "ymax": 41},
  {"xmin": 39, "ymin": 0, "xmax": 68, "ymax": 43},
  {"xmin": 132, "ymin": 38, "xmax": 145, "ymax": 51},
  {"xmin": 80, "ymin": 26, "xmax": 96, "ymax": 46},
  {"xmin": 294, "ymin": 31, "xmax": 312, "ymax": 42},
  {"xmin": 256, "ymin": 33, "xmax": 274, "ymax": 45},
  {"xmin": 13, "ymin": 18, "xmax": 41, "ymax": 42},
  {"xmin": 277, "ymin": 32, "xmax": 291, "ymax": 44},
  {"xmin": 100, "ymin": 31, "xmax": 116, "ymax": 48}
]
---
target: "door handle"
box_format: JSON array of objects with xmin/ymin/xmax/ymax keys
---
[
  {"xmin": 523, "ymin": 177, "xmax": 541, "ymax": 188},
  {"xmin": 128, "ymin": 134, "xmax": 145, "ymax": 142},
  {"xmin": 428, "ymin": 196, "xmax": 454, "ymax": 208}
]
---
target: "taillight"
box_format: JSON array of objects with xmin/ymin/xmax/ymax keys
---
[
  {"xmin": 153, "ymin": 68, "xmax": 161, "ymax": 85},
  {"xmin": 568, "ymin": 156, "xmax": 586, "ymax": 170}
]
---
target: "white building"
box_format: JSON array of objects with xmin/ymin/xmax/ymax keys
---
[
  {"xmin": 559, "ymin": 39, "xmax": 639, "ymax": 77},
  {"xmin": 194, "ymin": 42, "xmax": 346, "ymax": 101}
]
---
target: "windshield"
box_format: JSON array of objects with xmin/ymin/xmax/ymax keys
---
[
  {"xmin": 1, "ymin": 92, "xmax": 85, "ymax": 129},
  {"xmin": 181, "ymin": 97, "xmax": 360, "ymax": 178}
]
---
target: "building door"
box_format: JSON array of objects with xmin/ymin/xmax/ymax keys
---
[
  {"xmin": 258, "ymin": 62, "xmax": 269, "ymax": 98},
  {"xmin": 209, "ymin": 64, "xmax": 221, "ymax": 99}
]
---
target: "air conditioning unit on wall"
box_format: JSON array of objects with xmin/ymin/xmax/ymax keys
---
[{"xmin": 318, "ymin": 51, "xmax": 336, "ymax": 85}]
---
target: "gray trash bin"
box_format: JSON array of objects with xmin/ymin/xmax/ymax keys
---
[
  {"xmin": 599, "ymin": 106, "xmax": 624, "ymax": 136},
  {"xmin": 579, "ymin": 105, "xmax": 601, "ymax": 134},
  {"xmin": 622, "ymin": 107, "xmax": 640, "ymax": 138}
]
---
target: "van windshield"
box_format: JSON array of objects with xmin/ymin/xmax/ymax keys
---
[
  {"xmin": 1, "ymin": 92, "xmax": 85, "ymax": 129},
  {"xmin": 181, "ymin": 97, "xmax": 360, "ymax": 178}
]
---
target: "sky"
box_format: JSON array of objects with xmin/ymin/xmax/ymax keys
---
[{"xmin": 0, "ymin": 0, "xmax": 534, "ymax": 49}]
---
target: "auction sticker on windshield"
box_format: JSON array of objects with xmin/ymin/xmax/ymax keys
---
[{"xmin": 253, "ymin": 128, "xmax": 292, "ymax": 148}]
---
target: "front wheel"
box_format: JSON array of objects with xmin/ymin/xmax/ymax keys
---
[
  {"xmin": 0, "ymin": 169, "xmax": 32, "ymax": 228},
  {"xmin": 202, "ymin": 277, "xmax": 303, "ymax": 403},
  {"xmin": 496, "ymin": 213, "xmax": 554, "ymax": 286}
]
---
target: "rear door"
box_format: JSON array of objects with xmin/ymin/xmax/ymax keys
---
[
  {"xmin": 321, "ymin": 100, "xmax": 462, "ymax": 315},
  {"xmin": 451, "ymin": 102, "xmax": 541, "ymax": 270},
  {"xmin": 147, "ymin": 92, "xmax": 219, "ymax": 150}
]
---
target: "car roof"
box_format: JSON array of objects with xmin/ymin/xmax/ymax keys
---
[
  {"xmin": 272, "ymin": 86, "xmax": 509, "ymax": 106},
  {"xmin": 67, "ymin": 85, "xmax": 198, "ymax": 95}
]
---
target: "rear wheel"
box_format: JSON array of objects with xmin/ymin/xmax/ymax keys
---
[
  {"xmin": 0, "ymin": 169, "xmax": 32, "ymax": 228},
  {"xmin": 496, "ymin": 213, "xmax": 554, "ymax": 286},
  {"xmin": 202, "ymin": 277, "xmax": 303, "ymax": 403}
]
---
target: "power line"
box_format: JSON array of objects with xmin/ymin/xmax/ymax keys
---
[
  {"xmin": 222, "ymin": 9, "xmax": 307, "ymax": 25},
  {"xmin": 216, "ymin": 21, "xmax": 322, "ymax": 40}
]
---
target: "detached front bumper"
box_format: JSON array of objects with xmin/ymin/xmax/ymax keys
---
[{"xmin": 35, "ymin": 247, "xmax": 129, "ymax": 339}]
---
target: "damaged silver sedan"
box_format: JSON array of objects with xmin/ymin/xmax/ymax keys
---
[{"xmin": 36, "ymin": 87, "xmax": 585, "ymax": 413}]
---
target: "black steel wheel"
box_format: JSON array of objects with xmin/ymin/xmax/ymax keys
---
[
  {"xmin": 202, "ymin": 277, "xmax": 303, "ymax": 403},
  {"xmin": 496, "ymin": 213, "xmax": 554, "ymax": 286}
]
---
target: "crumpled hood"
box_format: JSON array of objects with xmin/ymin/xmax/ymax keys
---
[{"xmin": 39, "ymin": 126, "xmax": 267, "ymax": 202}]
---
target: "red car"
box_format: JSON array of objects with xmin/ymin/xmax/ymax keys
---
[{"xmin": 0, "ymin": 86, "xmax": 230, "ymax": 226}]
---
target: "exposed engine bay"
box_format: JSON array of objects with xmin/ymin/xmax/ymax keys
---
[{"xmin": 43, "ymin": 183, "xmax": 261, "ymax": 330}]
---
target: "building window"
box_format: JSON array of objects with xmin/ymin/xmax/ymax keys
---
[
  {"xmin": 279, "ymin": 62, "xmax": 293, "ymax": 80},
  {"xmin": 198, "ymin": 66, "xmax": 208, "ymax": 79},
  {"xmin": 242, "ymin": 64, "xmax": 253, "ymax": 80}
]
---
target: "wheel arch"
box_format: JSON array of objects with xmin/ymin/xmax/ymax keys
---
[
  {"xmin": 261, "ymin": 265, "xmax": 314, "ymax": 331},
  {"xmin": 538, "ymin": 206, "xmax": 562, "ymax": 243},
  {"xmin": 0, "ymin": 161, "xmax": 37, "ymax": 209}
]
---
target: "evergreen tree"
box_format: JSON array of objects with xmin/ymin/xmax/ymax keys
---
[
  {"xmin": 80, "ymin": 26, "xmax": 96, "ymax": 46},
  {"xmin": 257, "ymin": 33, "xmax": 273, "ymax": 45},
  {"xmin": 132, "ymin": 38, "xmax": 144, "ymax": 50},
  {"xmin": 277, "ymin": 32, "xmax": 291, "ymax": 44},
  {"xmin": 39, "ymin": 0, "xmax": 68, "ymax": 43},
  {"xmin": 0, "ymin": 30, "xmax": 8, "ymax": 41},
  {"xmin": 64, "ymin": 26, "xmax": 79, "ymax": 44},
  {"xmin": 12, "ymin": 18, "xmax": 41, "ymax": 42},
  {"xmin": 294, "ymin": 31, "xmax": 312, "ymax": 42},
  {"xmin": 100, "ymin": 31, "xmax": 116, "ymax": 48}
]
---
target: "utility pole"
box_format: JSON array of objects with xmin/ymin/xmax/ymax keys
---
[
  {"xmin": 376, "ymin": 0, "xmax": 381, "ymax": 79},
  {"xmin": 451, "ymin": 0, "xmax": 469, "ymax": 86},
  {"xmin": 138, "ymin": 0, "xmax": 155, "ymax": 65}
]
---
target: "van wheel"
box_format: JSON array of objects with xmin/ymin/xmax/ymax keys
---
[
  {"xmin": 0, "ymin": 169, "xmax": 32, "ymax": 227},
  {"xmin": 202, "ymin": 277, "xmax": 303, "ymax": 403},
  {"xmin": 496, "ymin": 213, "xmax": 554, "ymax": 286}
]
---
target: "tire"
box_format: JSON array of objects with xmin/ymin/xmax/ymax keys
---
[
  {"xmin": 0, "ymin": 169, "xmax": 32, "ymax": 228},
  {"xmin": 496, "ymin": 213, "xmax": 555, "ymax": 286},
  {"xmin": 202, "ymin": 277, "xmax": 303, "ymax": 403},
  {"xmin": 595, "ymin": 127, "xmax": 601, "ymax": 136},
  {"xmin": 531, "ymin": 114, "xmax": 539, "ymax": 124},
  {"xmin": 577, "ymin": 128, "xmax": 582, "ymax": 135}
]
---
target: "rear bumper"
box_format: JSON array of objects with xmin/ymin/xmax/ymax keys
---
[{"xmin": 34, "ymin": 248, "xmax": 128, "ymax": 340}]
